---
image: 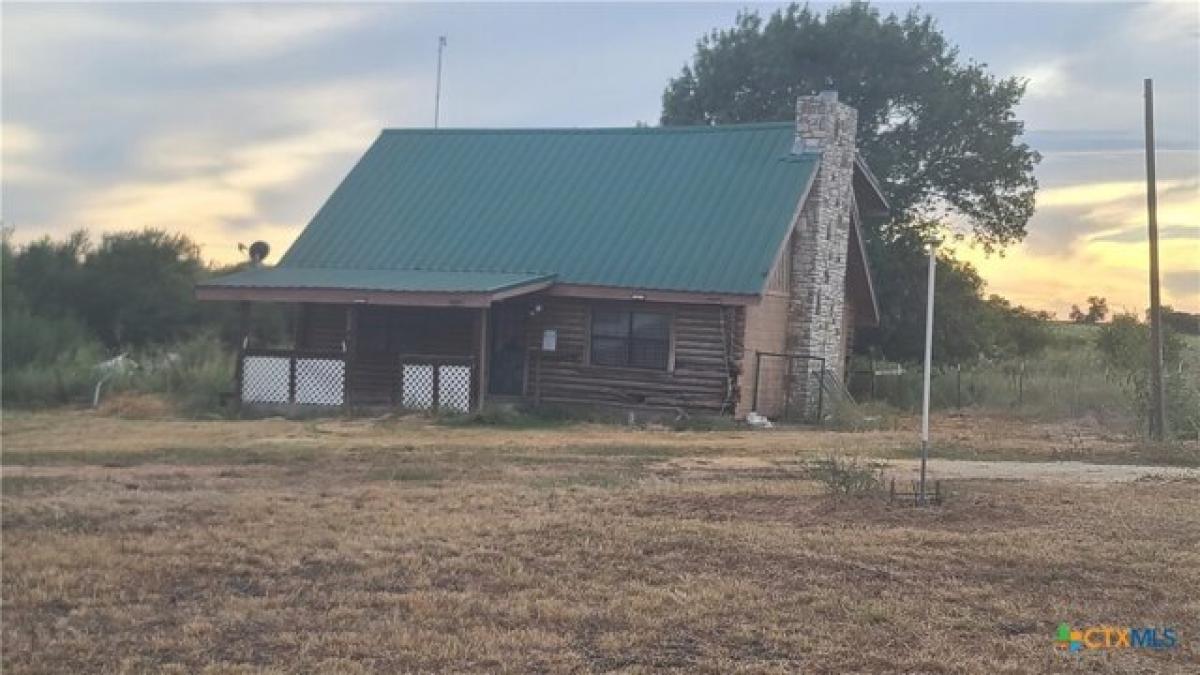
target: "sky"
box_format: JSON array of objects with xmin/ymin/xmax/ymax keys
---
[{"xmin": 2, "ymin": 1, "xmax": 1198, "ymax": 316}]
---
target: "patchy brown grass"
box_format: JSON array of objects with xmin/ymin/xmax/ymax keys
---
[{"xmin": 2, "ymin": 411, "xmax": 1198, "ymax": 673}]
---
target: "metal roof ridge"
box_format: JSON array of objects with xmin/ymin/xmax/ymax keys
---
[
  {"xmin": 379, "ymin": 122, "xmax": 795, "ymax": 136},
  {"xmin": 274, "ymin": 264, "xmax": 557, "ymax": 277}
]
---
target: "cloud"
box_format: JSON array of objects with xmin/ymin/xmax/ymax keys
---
[
  {"xmin": 1, "ymin": 123, "xmax": 57, "ymax": 186},
  {"xmin": 960, "ymin": 172, "xmax": 1199, "ymax": 315},
  {"xmin": 3, "ymin": 1, "xmax": 1198, "ymax": 305},
  {"xmin": 1126, "ymin": 0, "xmax": 1200, "ymax": 44},
  {"xmin": 1163, "ymin": 270, "xmax": 1200, "ymax": 306},
  {"xmin": 1090, "ymin": 225, "xmax": 1199, "ymax": 244},
  {"xmin": 2, "ymin": 123, "xmax": 41, "ymax": 155},
  {"xmin": 1018, "ymin": 59, "xmax": 1071, "ymax": 100},
  {"xmin": 73, "ymin": 122, "xmax": 376, "ymax": 249},
  {"xmin": 960, "ymin": 230, "xmax": 1200, "ymax": 318},
  {"xmin": 1037, "ymin": 180, "xmax": 1164, "ymax": 208},
  {"xmin": 2, "ymin": 4, "xmax": 380, "ymax": 77},
  {"xmin": 174, "ymin": 6, "xmax": 379, "ymax": 65}
]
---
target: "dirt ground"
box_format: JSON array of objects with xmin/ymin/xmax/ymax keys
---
[{"xmin": 2, "ymin": 410, "xmax": 1198, "ymax": 673}]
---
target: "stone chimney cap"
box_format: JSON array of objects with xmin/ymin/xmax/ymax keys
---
[{"xmin": 818, "ymin": 89, "xmax": 838, "ymax": 104}]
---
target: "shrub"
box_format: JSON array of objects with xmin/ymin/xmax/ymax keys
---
[
  {"xmin": 121, "ymin": 334, "xmax": 236, "ymax": 416},
  {"xmin": 1, "ymin": 306, "xmax": 98, "ymax": 370},
  {"xmin": 826, "ymin": 398, "xmax": 898, "ymax": 432},
  {"xmin": 806, "ymin": 455, "xmax": 884, "ymax": 496},
  {"xmin": 1, "ymin": 342, "xmax": 106, "ymax": 407},
  {"xmin": 1096, "ymin": 314, "xmax": 1198, "ymax": 439}
]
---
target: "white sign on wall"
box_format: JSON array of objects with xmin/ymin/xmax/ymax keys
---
[{"xmin": 541, "ymin": 329, "xmax": 557, "ymax": 352}]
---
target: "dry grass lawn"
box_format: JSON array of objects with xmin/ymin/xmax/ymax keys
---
[{"xmin": 2, "ymin": 410, "xmax": 1198, "ymax": 673}]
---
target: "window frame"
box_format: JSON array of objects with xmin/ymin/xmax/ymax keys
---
[{"xmin": 586, "ymin": 305, "xmax": 674, "ymax": 372}]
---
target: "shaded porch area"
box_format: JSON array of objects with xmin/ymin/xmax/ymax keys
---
[
  {"xmin": 233, "ymin": 301, "xmax": 539, "ymax": 413},
  {"xmin": 238, "ymin": 305, "xmax": 480, "ymax": 412},
  {"xmin": 196, "ymin": 266, "xmax": 555, "ymax": 413}
]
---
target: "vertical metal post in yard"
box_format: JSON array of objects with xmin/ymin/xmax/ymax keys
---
[
  {"xmin": 955, "ymin": 364, "xmax": 962, "ymax": 409},
  {"xmin": 919, "ymin": 244, "xmax": 937, "ymax": 505},
  {"xmin": 1144, "ymin": 78, "xmax": 1168, "ymax": 440}
]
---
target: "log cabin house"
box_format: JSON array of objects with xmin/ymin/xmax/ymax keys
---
[{"xmin": 196, "ymin": 90, "xmax": 886, "ymax": 419}]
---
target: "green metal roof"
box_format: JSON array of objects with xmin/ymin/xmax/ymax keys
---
[
  {"xmin": 202, "ymin": 266, "xmax": 553, "ymax": 294},
  {"xmin": 215, "ymin": 123, "xmax": 818, "ymax": 296}
]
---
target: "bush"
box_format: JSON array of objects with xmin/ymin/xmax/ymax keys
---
[
  {"xmin": 826, "ymin": 399, "xmax": 899, "ymax": 432},
  {"xmin": 1, "ymin": 342, "xmax": 106, "ymax": 407},
  {"xmin": 1096, "ymin": 315, "xmax": 1198, "ymax": 440},
  {"xmin": 847, "ymin": 329, "xmax": 1135, "ymax": 427},
  {"xmin": 1, "ymin": 307, "xmax": 98, "ymax": 370},
  {"xmin": 805, "ymin": 455, "xmax": 884, "ymax": 496},
  {"xmin": 109, "ymin": 334, "xmax": 235, "ymax": 416}
]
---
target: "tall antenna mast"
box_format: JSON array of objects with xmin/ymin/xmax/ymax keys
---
[{"xmin": 434, "ymin": 36, "xmax": 447, "ymax": 128}]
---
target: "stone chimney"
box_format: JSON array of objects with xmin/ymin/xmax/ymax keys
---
[{"xmin": 786, "ymin": 90, "xmax": 858, "ymax": 414}]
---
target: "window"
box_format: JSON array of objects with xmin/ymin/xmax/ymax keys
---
[{"xmin": 590, "ymin": 310, "xmax": 670, "ymax": 370}]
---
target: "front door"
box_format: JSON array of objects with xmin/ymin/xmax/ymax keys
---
[{"xmin": 488, "ymin": 306, "xmax": 526, "ymax": 395}]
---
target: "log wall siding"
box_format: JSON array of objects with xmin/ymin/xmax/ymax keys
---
[{"xmin": 521, "ymin": 297, "xmax": 742, "ymax": 413}]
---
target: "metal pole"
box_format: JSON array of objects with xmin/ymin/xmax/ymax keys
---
[
  {"xmin": 920, "ymin": 244, "xmax": 937, "ymax": 505},
  {"xmin": 434, "ymin": 36, "xmax": 447, "ymax": 128},
  {"xmin": 1144, "ymin": 78, "xmax": 1168, "ymax": 440}
]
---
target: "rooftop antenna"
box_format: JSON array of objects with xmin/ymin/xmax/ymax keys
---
[{"xmin": 434, "ymin": 35, "xmax": 447, "ymax": 128}]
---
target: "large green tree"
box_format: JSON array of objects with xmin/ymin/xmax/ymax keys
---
[
  {"xmin": 662, "ymin": 1, "xmax": 1039, "ymax": 249},
  {"xmin": 661, "ymin": 2, "xmax": 1042, "ymax": 362}
]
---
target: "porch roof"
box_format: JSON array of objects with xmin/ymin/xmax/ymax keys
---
[{"xmin": 195, "ymin": 267, "xmax": 555, "ymax": 307}]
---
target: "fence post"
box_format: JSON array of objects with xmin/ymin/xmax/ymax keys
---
[
  {"xmin": 288, "ymin": 355, "xmax": 297, "ymax": 404},
  {"xmin": 956, "ymin": 364, "xmax": 962, "ymax": 409},
  {"xmin": 431, "ymin": 360, "xmax": 441, "ymax": 412},
  {"xmin": 234, "ymin": 301, "xmax": 250, "ymax": 407}
]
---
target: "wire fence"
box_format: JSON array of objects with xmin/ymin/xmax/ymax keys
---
[{"xmin": 846, "ymin": 357, "xmax": 1180, "ymax": 418}]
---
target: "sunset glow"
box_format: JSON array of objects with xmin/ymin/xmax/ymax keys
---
[{"xmin": 3, "ymin": 2, "xmax": 1197, "ymax": 314}]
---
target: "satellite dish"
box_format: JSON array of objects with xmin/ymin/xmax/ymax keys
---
[{"xmin": 248, "ymin": 241, "xmax": 270, "ymax": 264}]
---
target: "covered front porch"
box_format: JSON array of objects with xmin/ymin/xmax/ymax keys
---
[
  {"xmin": 195, "ymin": 267, "xmax": 555, "ymax": 414},
  {"xmin": 233, "ymin": 301, "xmax": 540, "ymax": 414}
]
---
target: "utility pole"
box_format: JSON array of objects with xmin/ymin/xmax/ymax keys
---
[
  {"xmin": 434, "ymin": 36, "xmax": 447, "ymax": 128},
  {"xmin": 919, "ymin": 243, "xmax": 936, "ymax": 505},
  {"xmin": 1144, "ymin": 78, "xmax": 1168, "ymax": 440}
]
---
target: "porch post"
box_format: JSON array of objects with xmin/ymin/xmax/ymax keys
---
[
  {"xmin": 477, "ymin": 307, "xmax": 489, "ymax": 409},
  {"xmin": 345, "ymin": 305, "xmax": 359, "ymax": 409},
  {"xmin": 234, "ymin": 301, "xmax": 250, "ymax": 405}
]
